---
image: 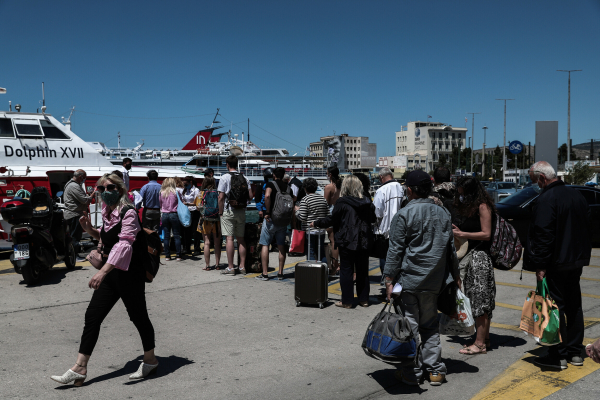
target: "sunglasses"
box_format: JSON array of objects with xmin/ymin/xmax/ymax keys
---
[{"xmin": 96, "ymin": 184, "xmax": 117, "ymax": 192}]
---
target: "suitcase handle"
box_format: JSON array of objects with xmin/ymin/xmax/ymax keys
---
[{"xmin": 306, "ymin": 227, "xmax": 324, "ymax": 263}]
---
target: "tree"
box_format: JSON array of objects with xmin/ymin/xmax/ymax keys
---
[
  {"xmin": 567, "ymin": 161, "xmax": 594, "ymax": 185},
  {"xmin": 558, "ymin": 143, "xmax": 577, "ymax": 164},
  {"xmin": 437, "ymin": 154, "xmax": 447, "ymax": 168},
  {"xmin": 401, "ymin": 170, "xmax": 409, "ymax": 180}
]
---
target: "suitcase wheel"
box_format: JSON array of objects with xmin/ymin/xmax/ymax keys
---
[
  {"xmin": 296, "ymin": 301, "xmax": 301, "ymax": 307},
  {"xmin": 319, "ymin": 303, "xmax": 324, "ymax": 309}
]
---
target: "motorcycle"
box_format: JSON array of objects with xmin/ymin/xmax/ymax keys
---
[{"xmin": 0, "ymin": 186, "xmax": 76, "ymax": 285}]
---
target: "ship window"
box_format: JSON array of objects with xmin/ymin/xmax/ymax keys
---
[
  {"xmin": 13, "ymin": 119, "xmax": 44, "ymax": 137},
  {"xmin": 0, "ymin": 118, "xmax": 15, "ymax": 137},
  {"xmin": 40, "ymin": 120, "xmax": 69, "ymax": 140}
]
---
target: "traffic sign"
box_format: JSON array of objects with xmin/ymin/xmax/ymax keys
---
[{"xmin": 509, "ymin": 140, "xmax": 523, "ymax": 154}]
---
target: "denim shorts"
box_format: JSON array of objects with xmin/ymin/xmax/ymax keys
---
[{"xmin": 259, "ymin": 219, "xmax": 287, "ymax": 246}]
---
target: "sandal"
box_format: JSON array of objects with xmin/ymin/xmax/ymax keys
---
[
  {"xmin": 459, "ymin": 343, "xmax": 487, "ymax": 355},
  {"xmin": 334, "ymin": 301, "xmax": 353, "ymax": 309},
  {"xmin": 165, "ymin": 257, "xmax": 172, "ymax": 261},
  {"xmin": 202, "ymin": 266, "xmax": 211, "ymax": 271}
]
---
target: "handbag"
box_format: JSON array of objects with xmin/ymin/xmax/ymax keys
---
[
  {"xmin": 289, "ymin": 229, "xmax": 306, "ymax": 253},
  {"xmin": 369, "ymin": 234, "xmax": 389, "ymax": 259},
  {"xmin": 177, "ymin": 192, "xmax": 192, "ymax": 228},
  {"xmin": 362, "ymin": 298, "xmax": 417, "ymax": 364},
  {"xmin": 519, "ymin": 278, "xmax": 561, "ymax": 345},
  {"xmin": 86, "ymin": 242, "xmax": 106, "ymax": 270}
]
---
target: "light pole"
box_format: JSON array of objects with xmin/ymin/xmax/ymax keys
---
[
  {"xmin": 496, "ymin": 99, "xmax": 514, "ymax": 175},
  {"xmin": 557, "ymin": 70, "xmax": 582, "ymax": 163},
  {"xmin": 467, "ymin": 112, "xmax": 480, "ymax": 173},
  {"xmin": 482, "ymin": 125, "xmax": 488, "ymax": 178}
]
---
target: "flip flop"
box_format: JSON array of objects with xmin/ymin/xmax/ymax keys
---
[
  {"xmin": 202, "ymin": 266, "xmax": 211, "ymax": 271},
  {"xmin": 459, "ymin": 343, "xmax": 487, "ymax": 355}
]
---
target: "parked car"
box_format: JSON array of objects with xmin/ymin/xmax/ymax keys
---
[
  {"xmin": 486, "ymin": 181, "xmax": 518, "ymax": 203},
  {"xmin": 495, "ymin": 184, "xmax": 600, "ymax": 247}
]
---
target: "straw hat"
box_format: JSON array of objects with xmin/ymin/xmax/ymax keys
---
[{"xmin": 455, "ymin": 237, "xmax": 469, "ymax": 260}]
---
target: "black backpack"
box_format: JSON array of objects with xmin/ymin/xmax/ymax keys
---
[
  {"xmin": 228, "ymin": 172, "xmax": 249, "ymax": 209},
  {"xmin": 120, "ymin": 206, "xmax": 162, "ymax": 282},
  {"xmin": 271, "ymin": 182, "xmax": 294, "ymax": 226}
]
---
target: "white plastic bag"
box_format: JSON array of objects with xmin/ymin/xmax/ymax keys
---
[{"xmin": 439, "ymin": 289, "xmax": 476, "ymax": 336}]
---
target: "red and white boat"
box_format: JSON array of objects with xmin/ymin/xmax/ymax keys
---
[{"xmin": 0, "ymin": 110, "xmax": 195, "ymax": 241}]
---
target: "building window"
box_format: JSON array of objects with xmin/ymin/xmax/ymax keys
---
[
  {"xmin": 445, "ymin": 144, "xmax": 449, "ymax": 150},
  {"xmin": 438, "ymin": 132, "xmax": 442, "ymax": 138},
  {"xmin": 458, "ymin": 133, "xmax": 461, "ymax": 139},
  {"xmin": 452, "ymin": 132, "xmax": 455, "ymax": 139},
  {"xmin": 445, "ymin": 132, "xmax": 448, "ymax": 139}
]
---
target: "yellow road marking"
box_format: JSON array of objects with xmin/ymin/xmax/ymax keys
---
[
  {"xmin": 495, "ymin": 301, "xmax": 522, "ymax": 311},
  {"xmin": 244, "ymin": 260, "xmax": 300, "ymax": 278},
  {"xmin": 496, "ymin": 281, "xmax": 600, "ymax": 300},
  {"xmin": 471, "ymin": 338, "xmax": 600, "ymax": 400},
  {"xmin": 504, "ymin": 269, "xmax": 600, "ymax": 282},
  {"xmin": 327, "ymin": 267, "xmax": 380, "ymax": 296}
]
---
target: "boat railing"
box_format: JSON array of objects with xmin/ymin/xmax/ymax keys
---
[{"xmin": 182, "ymin": 166, "xmax": 328, "ymax": 178}]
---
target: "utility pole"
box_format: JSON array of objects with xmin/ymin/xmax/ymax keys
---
[
  {"xmin": 482, "ymin": 126, "xmax": 488, "ymax": 178},
  {"xmin": 557, "ymin": 70, "xmax": 581, "ymax": 163},
  {"xmin": 495, "ymin": 99, "xmax": 515, "ymax": 177},
  {"xmin": 467, "ymin": 113, "xmax": 480, "ymax": 174}
]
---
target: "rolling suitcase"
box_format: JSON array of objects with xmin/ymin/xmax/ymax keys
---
[{"xmin": 294, "ymin": 229, "xmax": 328, "ymax": 309}]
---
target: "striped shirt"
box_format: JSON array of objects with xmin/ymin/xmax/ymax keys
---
[{"xmin": 296, "ymin": 193, "xmax": 330, "ymax": 232}]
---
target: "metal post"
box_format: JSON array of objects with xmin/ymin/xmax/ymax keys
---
[
  {"xmin": 496, "ymin": 99, "xmax": 514, "ymax": 175},
  {"xmin": 467, "ymin": 113, "xmax": 480, "ymax": 174},
  {"xmin": 557, "ymin": 70, "xmax": 581, "ymax": 163},
  {"xmin": 482, "ymin": 126, "xmax": 488, "ymax": 178}
]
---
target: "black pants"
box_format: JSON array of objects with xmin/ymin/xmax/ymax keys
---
[
  {"xmin": 339, "ymin": 248, "xmax": 370, "ymax": 305},
  {"xmin": 183, "ymin": 210, "xmax": 201, "ymax": 253},
  {"xmin": 546, "ymin": 268, "xmax": 584, "ymax": 359},
  {"xmin": 79, "ymin": 268, "xmax": 155, "ymax": 356},
  {"xmin": 142, "ymin": 209, "xmax": 161, "ymax": 232},
  {"xmin": 66, "ymin": 216, "xmax": 83, "ymax": 254}
]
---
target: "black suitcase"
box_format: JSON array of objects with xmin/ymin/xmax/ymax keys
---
[{"xmin": 294, "ymin": 230, "xmax": 328, "ymax": 309}]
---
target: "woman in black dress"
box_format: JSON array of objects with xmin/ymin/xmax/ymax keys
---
[{"xmin": 452, "ymin": 177, "xmax": 496, "ymax": 355}]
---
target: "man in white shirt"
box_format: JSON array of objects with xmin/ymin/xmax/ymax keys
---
[
  {"xmin": 374, "ymin": 167, "xmax": 404, "ymax": 273},
  {"xmin": 121, "ymin": 158, "xmax": 132, "ymax": 191},
  {"xmin": 218, "ymin": 155, "xmax": 253, "ymax": 275}
]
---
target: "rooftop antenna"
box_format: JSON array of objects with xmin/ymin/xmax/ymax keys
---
[
  {"xmin": 117, "ymin": 132, "xmax": 121, "ymax": 150},
  {"xmin": 41, "ymin": 82, "xmax": 46, "ymax": 113},
  {"xmin": 210, "ymin": 108, "xmax": 220, "ymax": 128},
  {"xmin": 61, "ymin": 107, "xmax": 75, "ymax": 130}
]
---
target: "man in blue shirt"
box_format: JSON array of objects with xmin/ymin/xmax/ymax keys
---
[
  {"xmin": 255, "ymin": 168, "xmax": 273, "ymax": 222},
  {"xmin": 139, "ymin": 170, "xmax": 161, "ymax": 231}
]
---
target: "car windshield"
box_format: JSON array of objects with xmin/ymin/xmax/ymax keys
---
[
  {"xmin": 497, "ymin": 183, "xmax": 516, "ymax": 190},
  {"xmin": 497, "ymin": 185, "xmax": 542, "ymax": 206}
]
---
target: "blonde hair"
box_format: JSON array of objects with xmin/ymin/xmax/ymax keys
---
[
  {"xmin": 97, "ymin": 173, "xmax": 132, "ymax": 211},
  {"xmin": 340, "ymin": 175, "xmax": 363, "ymax": 199},
  {"xmin": 160, "ymin": 177, "xmax": 177, "ymax": 198}
]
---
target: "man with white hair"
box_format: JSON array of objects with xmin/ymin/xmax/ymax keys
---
[
  {"xmin": 64, "ymin": 169, "xmax": 92, "ymax": 260},
  {"xmin": 373, "ymin": 167, "xmax": 404, "ymax": 273},
  {"xmin": 526, "ymin": 161, "xmax": 591, "ymax": 370}
]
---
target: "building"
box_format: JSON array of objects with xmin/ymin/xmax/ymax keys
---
[
  {"xmin": 309, "ymin": 134, "xmax": 377, "ymax": 172},
  {"xmin": 395, "ymin": 121, "xmax": 467, "ymax": 172}
]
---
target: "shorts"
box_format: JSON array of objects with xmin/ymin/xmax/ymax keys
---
[
  {"xmin": 259, "ymin": 219, "xmax": 287, "ymax": 246},
  {"xmin": 198, "ymin": 219, "xmax": 221, "ymax": 237},
  {"xmin": 220, "ymin": 208, "xmax": 246, "ymax": 237}
]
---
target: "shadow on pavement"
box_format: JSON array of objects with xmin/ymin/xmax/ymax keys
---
[
  {"xmin": 54, "ymin": 355, "xmax": 195, "ymax": 388},
  {"xmin": 368, "ymin": 359, "xmax": 479, "ymax": 394},
  {"xmin": 20, "ymin": 266, "xmax": 86, "ymax": 287},
  {"xmin": 444, "ymin": 332, "xmax": 527, "ymax": 350}
]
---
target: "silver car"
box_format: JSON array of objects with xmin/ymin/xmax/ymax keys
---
[{"xmin": 486, "ymin": 181, "xmax": 517, "ymax": 203}]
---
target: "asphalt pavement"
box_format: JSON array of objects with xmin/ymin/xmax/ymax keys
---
[{"xmin": 1, "ymin": 248, "xmax": 600, "ymax": 399}]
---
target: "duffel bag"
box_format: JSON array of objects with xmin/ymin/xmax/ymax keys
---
[{"xmin": 362, "ymin": 298, "xmax": 418, "ymax": 364}]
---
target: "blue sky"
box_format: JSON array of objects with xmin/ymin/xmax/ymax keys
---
[{"xmin": 1, "ymin": 0, "xmax": 599, "ymax": 157}]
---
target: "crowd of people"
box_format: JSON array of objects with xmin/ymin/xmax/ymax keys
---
[{"xmin": 52, "ymin": 156, "xmax": 592, "ymax": 387}]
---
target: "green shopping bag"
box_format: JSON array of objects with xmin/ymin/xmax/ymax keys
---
[{"xmin": 534, "ymin": 278, "xmax": 561, "ymax": 346}]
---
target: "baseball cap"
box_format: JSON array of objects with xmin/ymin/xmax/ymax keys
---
[{"xmin": 406, "ymin": 170, "xmax": 432, "ymax": 186}]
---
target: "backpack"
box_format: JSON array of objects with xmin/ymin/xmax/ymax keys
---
[
  {"xmin": 271, "ymin": 182, "xmax": 294, "ymax": 226},
  {"xmin": 120, "ymin": 206, "xmax": 162, "ymax": 282},
  {"xmin": 228, "ymin": 172, "xmax": 249, "ymax": 209},
  {"xmin": 202, "ymin": 190, "xmax": 220, "ymax": 219},
  {"xmin": 489, "ymin": 213, "xmax": 523, "ymax": 271}
]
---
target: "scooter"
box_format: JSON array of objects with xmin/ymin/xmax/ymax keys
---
[{"xmin": 0, "ymin": 186, "xmax": 76, "ymax": 285}]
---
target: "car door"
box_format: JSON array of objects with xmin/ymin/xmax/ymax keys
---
[{"xmin": 575, "ymin": 188, "xmax": 600, "ymax": 243}]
